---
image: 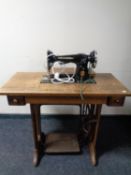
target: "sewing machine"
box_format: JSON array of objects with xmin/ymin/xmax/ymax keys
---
[{"xmin": 41, "ymin": 50, "xmax": 97, "ymax": 84}]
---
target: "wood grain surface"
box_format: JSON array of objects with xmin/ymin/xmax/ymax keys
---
[{"xmin": 0, "ymin": 72, "xmax": 130, "ymax": 96}]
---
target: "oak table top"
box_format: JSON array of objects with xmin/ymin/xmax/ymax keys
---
[{"xmin": 0, "ymin": 72, "xmax": 131, "ymax": 97}]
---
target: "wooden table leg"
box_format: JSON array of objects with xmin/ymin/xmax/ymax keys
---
[
  {"xmin": 30, "ymin": 104, "xmax": 44, "ymax": 166},
  {"xmin": 88, "ymin": 104, "xmax": 102, "ymax": 166}
]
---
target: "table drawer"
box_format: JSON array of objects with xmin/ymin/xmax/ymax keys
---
[
  {"xmin": 7, "ymin": 96, "xmax": 26, "ymax": 105},
  {"xmin": 107, "ymin": 97, "xmax": 125, "ymax": 106}
]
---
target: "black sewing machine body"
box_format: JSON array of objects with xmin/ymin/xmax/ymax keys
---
[{"xmin": 43, "ymin": 50, "xmax": 97, "ymax": 83}]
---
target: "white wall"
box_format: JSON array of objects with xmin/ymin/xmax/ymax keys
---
[{"xmin": 0, "ymin": 0, "xmax": 131, "ymax": 114}]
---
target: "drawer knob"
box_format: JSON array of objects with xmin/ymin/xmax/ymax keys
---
[
  {"xmin": 115, "ymin": 99, "xmax": 120, "ymax": 103},
  {"xmin": 13, "ymin": 98, "xmax": 18, "ymax": 104}
]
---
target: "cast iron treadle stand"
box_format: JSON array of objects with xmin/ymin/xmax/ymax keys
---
[{"xmin": 80, "ymin": 104, "xmax": 102, "ymax": 165}]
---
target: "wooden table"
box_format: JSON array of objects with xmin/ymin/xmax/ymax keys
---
[{"xmin": 0, "ymin": 72, "xmax": 131, "ymax": 166}]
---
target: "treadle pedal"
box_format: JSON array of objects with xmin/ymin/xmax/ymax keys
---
[{"xmin": 45, "ymin": 133, "xmax": 80, "ymax": 153}]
